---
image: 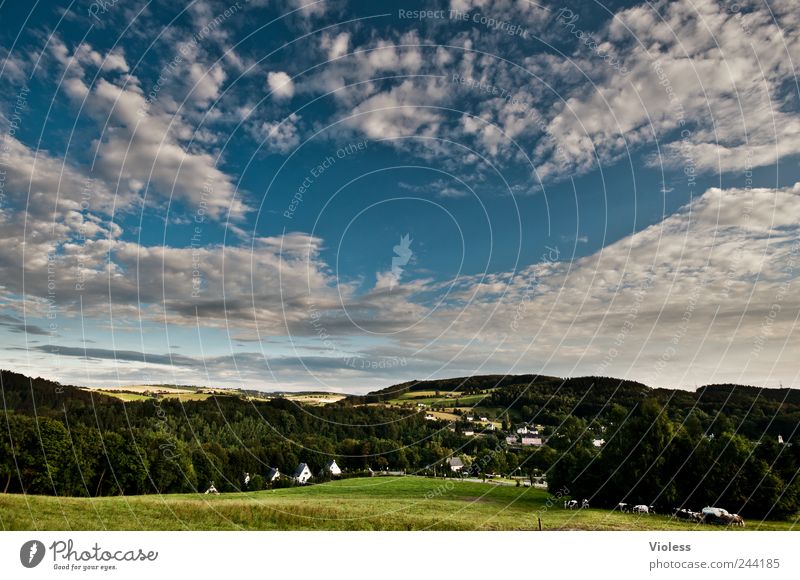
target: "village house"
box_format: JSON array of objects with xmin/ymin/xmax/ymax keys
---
[
  {"xmin": 324, "ymin": 459, "xmax": 342, "ymax": 476},
  {"xmin": 265, "ymin": 467, "xmax": 280, "ymax": 483},
  {"xmin": 520, "ymin": 436, "xmax": 543, "ymax": 446},
  {"xmin": 592, "ymin": 438, "xmax": 606, "ymax": 448},
  {"xmin": 293, "ymin": 463, "xmax": 313, "ymax": 484},
  {"xmin": 447, "ymin": 457, "xmax": 465, "ymax": 472}
]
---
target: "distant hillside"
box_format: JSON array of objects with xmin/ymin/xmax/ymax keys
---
[
  {"xmin": 355, "ymin": 374, "xmax": 561, "ymax": 403},
  {"xmin": 0, "ymin": 369, "xmax": 121, "ymax": 413},
  {"xmin": 354, "ymin": 373, "xmax": 800, "ymax": 440}
]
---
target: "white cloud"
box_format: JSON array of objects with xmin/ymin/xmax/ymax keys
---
[
  {"xmin": 344, "ymin": 80, "xmax": 443, "ymax": 140},
  {"xmin": 39, "ymin": 37, "xmax": 252, "ymax": 222},
  {"xmin": 267, "ymin": 71, "xmax": 295, "ymax": 99},
  {"xmin": 254, "ymin": 113, "xmax": 302, "ymax": 154},
  {"xmin": 321, "ymin": 32, "xmax": 350, "ymax": 60},
  {"xmin": 534, "ymin": 0, "xmax": 800, "ymax": 179},
  {"xmin": 188, "ymin": 62, "xmax": 226, "ymax": 105}
]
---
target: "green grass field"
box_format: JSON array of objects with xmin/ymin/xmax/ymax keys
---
[{"xmin": 1, "ymin": 477, "xmax": 797, "ymax": 531}]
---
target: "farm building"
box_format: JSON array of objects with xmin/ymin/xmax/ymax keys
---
[
  {"xmin": 506, "ymin": 436, "xmax": 519, "ymax": 445},
  {"xmin": 447, "ymin": 457, "xmax": 465, "ymax": 472},
  {"xmin": 293, "ymin": 463, "xmax": 312, "ymax": 484},
  {"xmin": 324, "ymin": 459, "xmax": 342, "ymax": 476},
  {"xmin": 265, "ymin": 467, "xmax": 280, "ymax": 483},
  {"xmin": 520, "ymin": 437, "xmax": 543, "ymax": 446}
]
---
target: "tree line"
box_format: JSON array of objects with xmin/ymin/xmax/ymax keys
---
[
  {"xmin": 2, "ymin": 370, "xmax": 798, "ymax": 520},
  {"xmin": 548, "ymin": 399, "xmax": 800, "ymax": 519}
]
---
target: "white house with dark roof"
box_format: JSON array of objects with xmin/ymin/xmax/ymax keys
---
[
  {"xmin": 265, "ymin": 467, "xmax": 280, "ymax": 483},
  {"xmin": 447, "ymin": 457, "xmax": 465, "ymax": 472},
  {"xmin": 324, "ymin": 459, "xmax": 342, "ymax": 476},
  {"xmin": 294, "ymin": 463, "xmax": 312, "ymax": 484}
]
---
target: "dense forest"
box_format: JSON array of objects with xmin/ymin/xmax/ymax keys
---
[
  {"xmin": 2, "ymin": 369, "xmax": 799, "ymax": 519},
  {"xmin": 0, "ymin": 370, "xmax": 537, "ymax": 496},
  {"xmin": 548, "ymin": 399, "xmax": 800, "ymax": 519}
]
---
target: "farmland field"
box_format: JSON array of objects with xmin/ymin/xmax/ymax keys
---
[
  {"xmin": 1, "ymin": 477, "xmax": 797, "ymax": 531},
  {"xmin": 93, "ymin": 390, "xmax": 213, "ymax": 402},
  {"xmin": 282, "ymin": 393, "xmax": 347, "ymax": 405}
]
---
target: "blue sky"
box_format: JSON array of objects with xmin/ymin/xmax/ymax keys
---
[{"xmin": 1, "ymin": 0, "xmax": 800, "ymax": 392}]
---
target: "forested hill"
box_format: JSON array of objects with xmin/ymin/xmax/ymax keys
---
[
  {"xmin": 360, "ymin": 373, "xmax": 800, "ymax": 403},
  {"xmin": 4, "ymin": 369, "xmax": 800, "ymax": 434},
  {"xmin": 0, "ymin": 369, "xmax": 121, "ymax": 412},
  {"xmin": 2, "ymin": 369, "xmax": 800, "ymax": 518},
  {"xmin": 357, "ymin": 373, "xmax": 800, "ymax": 440}
]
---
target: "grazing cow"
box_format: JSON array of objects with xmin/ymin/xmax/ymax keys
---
[
  {"xmin": 701, "ymin": 506, "xmax": 728, "ymax": 525},
  {"xmin": 617, "ymin": 502, "xmax": 631, "ymax": 513},
  {"xmin": 672, "ymin": 508, "xmax": 689, "ymax": 519},
  {"xmin": 581, "ymin": 499, "xmax": 590, "ymax": 509},
  {"xmin": 204, "ymin": 482, "xmax": 219, "ymax": 495},
  {"xmin": 648, "ymin": 505, "xmax": 657, "ymax": 515},
  {"xmin": 672, "ymin": 508, "xmax": 695, "ymax": 521},
  {"xmin": 672, "ymin": 508, "xmax": 703, "ymax": 522},
  {"xmin": 632, "ymin": 504, "xmax": 649, "ymax": 514},
  {"xmin": 565, "ymin": 499, "xmax": 579, "ymax": 509},
  {"xmin": 729, "ymin": 514, "xmax": 745, "ymax": 527},
  {"xmin": 717, "ymin": 513, "xmax": 745, "ymax": 527}
]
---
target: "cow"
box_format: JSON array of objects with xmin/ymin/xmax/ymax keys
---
[
  {"xmin": 617, "ymin": 502, "xmax": 631, "ymax": 513},
  {"xmin": 672, "ymin": 508, "xmax": 691, "ymax": 520},
  {"xmin": 672, "ymin": 508, "xmax": 701, "ymax": 522},
  {"xmin": 722, "ymin": 513, "xmax": 745, "ymax": 527},
  {"xmin": 564, "ymin": 499, "xmax": 579, "ymax": 509},
  {"xmin": 632, "ymin": 504, "xmax": 649, "ymax": 514},
  {"xmin": 581, "ymin": 499, "xmax": 590, "ymax": 509},
  {"xmin": 701, "ymin": 506, "xmax": 731, "ymax": 525}
]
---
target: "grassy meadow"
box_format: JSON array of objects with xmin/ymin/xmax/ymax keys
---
[{"xmin": 1, "ymin": 477, "xmax": 797, "ymax": 531}]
